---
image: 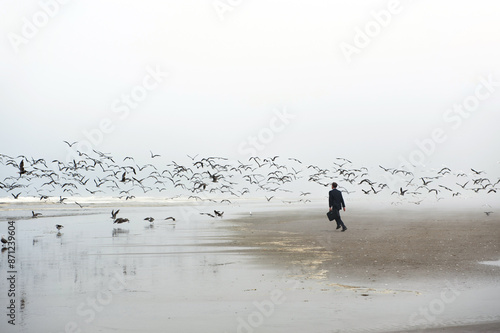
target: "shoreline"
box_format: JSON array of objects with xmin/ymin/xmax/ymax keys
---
[{"xmin": 0, "ymin": 202, "xmax": 499, "ymax": 332}]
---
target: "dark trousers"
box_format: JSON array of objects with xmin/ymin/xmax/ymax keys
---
[{"xmin": 332, "ymin": 209, "xmax": 346, "ymax": 229}]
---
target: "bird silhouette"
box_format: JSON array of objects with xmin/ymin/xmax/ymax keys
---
[
  {"xmin": 18, "ymin": 160, "xmax": 27, "ymax": 175},
  {"xmin": 111, "ymin": 209, "xmax": 120, "ymax": 219},
  {"xmin": 471, "ymin": 168, "xmax": 484, "ymax": 175},
  {"xmin": 63, "ymin": 141, "xmax": 77, "ymax": 147},
  {"xmin": 421, "ymin": 178, "xmax": 432, "ymax": 186}
]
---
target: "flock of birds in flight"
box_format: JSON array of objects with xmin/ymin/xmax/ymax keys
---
[
  {"xmin": 1, "ymin": 143, "xmax": 498, "ymax": 205},
  {"xmin": 0, "ymin": 142, "xmax": 498, "ymax": 239}
]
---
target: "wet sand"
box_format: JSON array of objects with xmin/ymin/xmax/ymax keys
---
[
  {"xmin": 227, "ymin": 205, "xmax": 500, "ymax": 286},
  {"xmin": 0, "ymin": 201, "xmax": 499, "ymax": 332},
  {"xmin": 223, "ymin": 203, "xmax": 500, "ymax": 332}
]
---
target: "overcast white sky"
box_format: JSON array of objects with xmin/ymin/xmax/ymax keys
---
[{"xmin": 1, "ymin": 0, "xmax": 499, "ymax": 172}]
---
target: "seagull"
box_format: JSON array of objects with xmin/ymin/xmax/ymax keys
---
[
  {"xmin": 111, "ymin": 209, "xmax": 120, "ymax": 219},
  {"xmin": 114, "ymin": 218, "xmax": 130, "ymax": 224},
  {"xmin": 471, "ymin": 168, "xmax": 484, "ymax": 175},
  {"xmin": 484, "ymin": 211, "xmax": 494, "ymax": 216},
  {"xmin": 144, "ymin": 217, "xmax": 154, "ymax": 222},
  {"xmin": 1, "ymin": 235, "xmax": 7, "ymax": 245},
  {"xmin": 63, "ymin": 141, "xmax": 77, "ymax": 147},
  {"xmin": 150, "ymin": 151, "xmax": 161, "ymax": 158},
  {"xmin": 75, "ymin": 201, "xmax": 84, "ymax": 208},
  {"xmin": 437, "ymin": 167, "xmax": 451, "ymax": 175},
  {"xmin": 55, "ymin": 224, "xmax": 64, "ymax": 230},
  {"xmin": 288, "ymin": 157, "xmax": 302, "ymax": 164},
  {"xmin": 214, "ymin": 210, "xmax": 224, "ymax": 217},
  {"xmin": 18, "ymin": 160, "xmax": 27, "ymax": 175},
  {"xmin": 438, "ymin": 185, "xmax": 453, "ymax": 192},
  {"xmin": 421, "ymin": 178, "xmax": 432, "ymax": 186},
  {"xmin": 379, "ymin": 165, "xmax": 392, "ymax": 172},
  {"xmin": 164, "ymin": 217, "xmax": 176, "ymax": 221},
  {"xmin": 11, "ymin": 193, "xmax": 21, "ymax": 199},
  {"xmin": 207, "ymin": 171, "xmax": 221, "ymax": 183},
  {"xmin": 32, "ymin": 211, "xmax": 42, "ymax": 218}
]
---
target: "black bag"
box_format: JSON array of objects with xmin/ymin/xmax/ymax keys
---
[{"xmin": 327, "ymin": 210, "xmax": 336, "ymax": 221}]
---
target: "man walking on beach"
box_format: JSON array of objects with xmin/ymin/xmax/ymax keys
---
[{"xmin": 329, "ymin": 182, "xmax": 347, "ymax": 231}]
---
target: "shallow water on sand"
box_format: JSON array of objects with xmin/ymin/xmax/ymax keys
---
[
  {"xmin": 1, "ymin": 203, "xmax": 500, "ymax": 333},
  {"xmin": 0, "ymin": 205, "xmax": 282, "ymax": 332}
]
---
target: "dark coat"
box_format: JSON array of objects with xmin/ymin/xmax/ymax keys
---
[{"xmin": 329, "ymin": 188, "xmax": 345, "ymax": 210}]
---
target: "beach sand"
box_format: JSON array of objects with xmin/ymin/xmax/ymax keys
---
[
  {"xmin": 0, "ymin": 201, "xmax": 499, "ymax": 332},
  {"xmin": 224, "ymin": 203, "xmax": 500, "ymax": 332}
]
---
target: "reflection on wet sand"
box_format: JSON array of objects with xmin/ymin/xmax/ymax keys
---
[
  {"xmin": 0, "ymin": 203, "xmax": 499, "ymax": 333},
  {"xmin": 112, "ymin": 228, "xmax": 130, "ymax": 237}
]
